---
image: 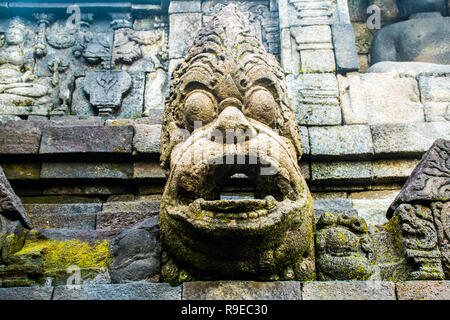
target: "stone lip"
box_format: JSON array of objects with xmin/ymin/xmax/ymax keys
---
[{"xmin": 367, "ymin": 61, "xmax": 450, "ymax": 77}]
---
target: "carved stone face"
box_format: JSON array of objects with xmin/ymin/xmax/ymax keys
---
[
  {"xmin": 159, "ymin": 5, "xmax": 314, "ymax": 284},
  {"xmin": 4, "ymin": 26, "xmax": 25, "ymax": 45}
]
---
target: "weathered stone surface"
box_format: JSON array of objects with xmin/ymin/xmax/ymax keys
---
[
  {"xmin": 299, "ymin": 126, "xmax": 310, "ymax": 156},
  {"xmin": 33, "ymin": 228, "xmax": 120, "ymax": 242},
  {"xmin": 396, "ymin": 281, "xmax": 450, "ymax": 300},
  {"xmin": 97, "ymin": 200, "xmax": 160, "ymax": 230},
  {"xmin": 351, "ymin": 199, "xmax": 393, "ymax": 226},
  {"xmin": 0, "ymin": 286, "xmax": 53, "ymax": 300},
  {"xmin": 0, "ymin": 121, "xmax": 41, "ymax": 154},
  {"xmin": 288, "ymin": 73, "xmax": 339, "ymax": 107},
  {"xmin": 418, "ymin": 74, "xmax": 450, "ymax": 103},
  {"xmin": 109, "ymin": 216, "xmax": 161, "ymax": 283},
  {"xmin": 134, "ymin": 162, "xmax": 166, "ymax": 179},
  {"xmin": 311, "ymin": 161, "xmax": 373, "ymax": 184},
  {"xmin": 133, "ymin": 124, "xmax": 161, "ymax": 154},
  {"xmin": 169, "ymin": 0, "xmax": 201, "ymax": 13},
  {"xmin": 290, "ymin": 25, "xmax": 332, "ymax": 50},
  {"xmin": 332, "ymin": 23, "xmax": 359, "ymax": 74},
  {"xmin": 372, "ymin": 159, "xmax": 420, "ymax": 183},
  {"xmin": 302, "ymin": 281, "xmax": 396, "ymax": 300},
  {"xmin": 183, "ymin": 281, "xmax": 301, "ymax": 300},
  {"xmin": 300, "ymin": 49, "xmax": 336, "ymax": 73},
  {"xmin": 424, "ymin": 103, "xmax": 450, "ymax": 122},
  {"xmin": 0, "ymin": 163, "xmax": 40, "ymax": 180},
  {"xmin": 367, "ymin": 61, "xmax": 450, "ymax": 77},
  {"xmin": 40, "ymin": 126, "xmax": 134, "ymax": 154},
  {"xmin": 40, "ymin": 162, "xmax": 133, "ymax": 179},
  {"xmin": 168, "ymin": 13, "xmax": 202, "ymax": 59},
  {"xmin": 296, "ymin": 105, "xmax": 341, "ymax": 126},
  {"xmin": 371, "ymin": 122, "xmax": 450, "ymax": 157},
  {"xmin": 53, "ymin": 282, "xmax": 181, "ymax": 300},
  {"xmin": 309, "ymin": 125, "xmax": 374, "ymax": 160},
  {"xmin": 338, "ymin": 73, "xmax": 423, "ymax": 125},
  {"xmin": 24, "ymin": 203, "xmax": 101, "ymax": 230},
  {"xmin": 314, "ymin": 198, "xmax": 353, "ymax": 212},
  {"xmin": 432, "ymin": 202, "xmax": 450, "ymax": 278},
  {"xmin": 387, "ymin": 139, "xmax": 450, "ymax": 217}
]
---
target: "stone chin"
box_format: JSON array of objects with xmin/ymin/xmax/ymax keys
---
[{"xmin": 159, "ymin": 106, "xmax": 314, "ymax": 283}]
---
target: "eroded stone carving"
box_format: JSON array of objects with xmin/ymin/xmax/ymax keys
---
[
  {"xmin": 432, "ymin": 202, "xmax": 450, "ymax": 278},
  {"xmin": 159, "ymin": 5, "xmax": 313, "ymax": 285},
  {"xmin": 315, "ymin": 212, "xmax": 375, "ymax": 280},
  {"xmin": 0, "ymin": 19, "xmax": 51, "ymax": 114},
  {"xmin": 391, "ymin": 204, "xmax": 444, "ymax": 279},
  {"xmin": 388, "ymin": 139, "xmax": 450, "ymax": 217},
  {"xmin": 370, "ymin": 0, "xmax": 450, "ymax": 65}
]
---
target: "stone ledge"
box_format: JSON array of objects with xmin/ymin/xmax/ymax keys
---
[
  {"xmin": 182, "ymin": 281, "xmax": 302, "ymax": 300},
  {"xmin": 302, "ymin": 281, "xmax": 396, "ymax": 300},
  {"xmin": 396, "ymin": 281, "xmax": 450, "ymax": 300},
  {"xmin": 52, "ymin": 282, "xmax": 181, "ymax": 300},
  {"xmin": 0, "ymin": 286, "xmax": 54, "ymax": 300}
]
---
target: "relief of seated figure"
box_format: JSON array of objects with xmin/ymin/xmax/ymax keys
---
[
  {"xmin": 370, "ymin": 0, "xmax": 450, "ymax": 66},
  {"xmin": 0, "ymin": 19, "xmax": 50, "ymax": 108}
]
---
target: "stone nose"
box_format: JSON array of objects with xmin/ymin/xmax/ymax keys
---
[{"xmin": 211, "ymin": 106, "xmax": 256, "ymax": 141}]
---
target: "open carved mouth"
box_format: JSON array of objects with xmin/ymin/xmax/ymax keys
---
[{"xmin": 162, "ymin": 121, "xmax": 308, "ymax": 232}]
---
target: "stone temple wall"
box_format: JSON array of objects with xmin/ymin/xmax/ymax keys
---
[{"xmin": 0, "ymin": 0, "xmax": 449, "ymax": 297}]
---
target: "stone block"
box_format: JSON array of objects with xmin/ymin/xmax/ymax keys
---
[
  {"xmin": 169, "ymin": 13, "xmax": 202, "ymax": 59},
  {"xmin": 302, "ymin": 281, "xmax": 396, "ymax": 300},
  {"xmin": 290, "ymin": 25, "xmax": 332, "ymax": 50},
  {"xmin": 332, "ymin": 23, "xmax": 359, "ymax": 74},
  {"xmin": 338, "ymin": 73, "xmax": 424, "ymax": 125},
  {"xmin": 288, "ymin": 73, "xmax": 339, "ymax": 107},
  {"xmin": 97, "ymin": 200, "xmax": 160, "ymax": 230},
  {"xmin": 367, "ymin": 62, "xmax": 450, "ymax": 77},
  {"xmin": 133, "ymin": 124, "xmax": 161, "ymax": 154},
  {"xmin": 24, "ymin": 203, "xmax": 101, "ymax": 230},
  {"xmin": 296, "ymin": 105, "xmax": 342, "ymax": 126},
  {"xmin": 40, "ymin": 162, "xmax": 133, "ymax": 179},
  {"xmin": 314, "ymin": 198, "xmax": 352, "ymax": 212},
  {"xmin": 33, "ymin": 228, "xmax": 120, "ymax": 242},
  {"xmin": 311, "ymin": 161, "xmax": 373, "ymax": 185},
  {"xmin": 0, "ymin": 286, "xmax": 53, "ymax": 300},
  {"xmin": 424, "ymin": 103, "xmax": 450, "ymax": 122},
  {"xmin": 134, "ymin": 162, "xmax": 166, "ymax": 179},
  {"xmin": 109, "ymin": 217, "xmax": 161, "ymax": 283},
  {"xmin": 371, "ymin": 122, "xmax": 450, "ymax": 157},
  {"xmin": 418, "ymin": 74, "xmax": 450, "ymax": 103},
  {"xmin": 53, "ymin": 282, "xmax": 181, "ymax": 300},
  {"xmin": 309, "ymin": 125, "xmax": 374, "ymax": 160},
  {"xmin": 348, "ymin": 0, "xmax": 370, "ymax": 22},
  {"xmin": 1, "ymin": 163, "xmax": 40, "ymax": 180},
  {"xmin": 300, "ymin": 49, "xmax": 336, "ymax": 73},
  {"xmin": 40, "ymin": 126, "xmax": 134, "ymax": 154},
  {"xmin": 183, "ymin": 281, "xmax": 301, "ymax": 300},
  {"xmin": 396, "ymin": 281, "xmax": 450, "ymax": 300},
  {"xmin": 352, "ymin": 22, "xmax": 374, "ymax": 54},
  {"xmin": 169, "ymin": 0, "xmax": 201, "ymax": 13},
  {"xmin": 372, "ymin": 159, "xmax": 420, "ymax": 183},
  {"xmin": 0, "ymin": 121, "xmax": 41, "ymax": 154}
]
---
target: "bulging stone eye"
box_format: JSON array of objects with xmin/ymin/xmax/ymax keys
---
[
  {"xmin": 244, "ymin": 87, "xmax": 277, "ymax": 127},
  {"xmin": 184, "ymin": 90, "xmax": 217, "ymax": 130}
]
